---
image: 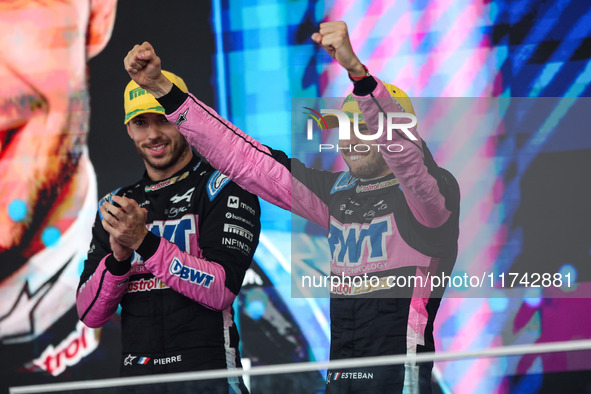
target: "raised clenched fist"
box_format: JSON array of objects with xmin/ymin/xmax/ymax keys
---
[
  {"xmin": 311, "ymin": 21, "xmax": 366, "ymax": 77},
  {"xmin": 124, "ymin": 41, "xmax": 172, "ymax": 98}
]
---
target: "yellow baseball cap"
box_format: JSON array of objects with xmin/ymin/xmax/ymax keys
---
[
  {"xmin": 123, "ymin": 70, "xmax": 189, "ymax": 124},
  {"xmin": 324, "ymin": 81, "xmax": 415, "ymax": 129}
]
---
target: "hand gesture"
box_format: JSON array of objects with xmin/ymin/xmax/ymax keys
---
[
  {"xmin": 311, "ymin": 21, "xmax": 366, "ymax": 77},
  {"xmin": 109, "ymin": 234, "xmax": 133, "ymax": 262},
  {"xmin": 100, "ymin": 195, "xmax": 148, "ymax": 251},
  {"xmin": 124, "ymin": 41, "xmax": 172, "ymax": 97}
]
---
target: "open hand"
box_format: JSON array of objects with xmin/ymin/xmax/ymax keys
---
[{"xmin": 108, "ymin": 234, "xmax": 133, "ymax": 262}]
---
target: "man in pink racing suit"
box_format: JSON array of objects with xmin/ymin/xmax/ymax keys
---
[{"xmin": 124, "ymin": 22, "xmax": 460, "ymax": 393}]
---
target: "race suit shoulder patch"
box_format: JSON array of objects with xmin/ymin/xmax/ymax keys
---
[
  {"xmin": 330, "ymin": 172, "xmax": 357, "ymax": 195},
  {"xmin": 98, "ymin": 187, "xmax": 122, "ymax": 220},
  {"xmin": 206, "ymin": 170, "xmax": 231, "ymax": 201}
]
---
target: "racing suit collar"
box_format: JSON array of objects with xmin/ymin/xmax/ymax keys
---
[
  {"xmin": 141, "ymin": 154, "xmax": 203, "ymax": 186},
  {"xmin": 358, "ymin": 172, "xmax": 396, "ymax": 183}
]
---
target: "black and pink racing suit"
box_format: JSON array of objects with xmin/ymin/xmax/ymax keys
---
[
  {"xmin": 155, "ymin": 75, "xmax": 460, "ymax": 393},
  {"xmin": 77, "ymin": 155, "xmax": 261, "ymax": 393}
]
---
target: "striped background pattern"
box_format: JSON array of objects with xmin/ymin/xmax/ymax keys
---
[{"xmin": 215, "ymin": 0, "xmax": 591, "ymax": 392}]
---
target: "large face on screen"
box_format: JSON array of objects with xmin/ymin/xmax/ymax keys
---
[{"xmin": 0, "ymin": 1, "xmax": 116, "ymax": 277}]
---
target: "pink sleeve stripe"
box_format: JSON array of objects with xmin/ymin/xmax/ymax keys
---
[
  {"xmin": 167, "ymin": 94, "xmax": 329, "ymax": 228},
  {"xmin": 76, "ymin": 257, "xmax": 129, "ymax": 328}
]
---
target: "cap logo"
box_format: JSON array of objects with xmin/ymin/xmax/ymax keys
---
[
  {"xmin": 124, "ymin": 70, "xmax": 188, "ymax": 124},
  {"xmin": 129, "ymin": 87, "xmax": 147, "ymax": 101},
  {"xmin": 343, "ymin": 94, "xmax": 356, "ymax": 104}
]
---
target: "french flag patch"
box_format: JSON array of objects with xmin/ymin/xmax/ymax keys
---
[{"xmin": 138, "ymin": 357, "xmax": 150, "ymax": 365}]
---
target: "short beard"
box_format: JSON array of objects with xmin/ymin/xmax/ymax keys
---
[
  {"xmin": 136, "ymin": 140, "xmax": 191, "ymax": 172},
  {"xmin": 348, "ymin": 153, "xmax": 390, "ymax": 179}
]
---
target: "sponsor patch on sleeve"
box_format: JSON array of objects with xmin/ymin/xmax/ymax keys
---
[
  {"xmin": 206, "ymin": 170, "xmax": 231, "ymax": 201},
  {"xmin": 169, "ymin": 258, "xmax": 215, "ymax": 287}
]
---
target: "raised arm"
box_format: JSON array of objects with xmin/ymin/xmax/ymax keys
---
[
  {"xmin": 123, "ymin": 42, "xmax": 332, "ymax": 229},
  {"xmin": 313, "ymin": 21, "xmax": 457, "ymax": 228}
]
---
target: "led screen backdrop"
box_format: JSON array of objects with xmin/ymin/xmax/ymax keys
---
[
  {"xmin": 1, "ymin": 0, "xmax": 590, "ymax": 393},
  {"xmin": 214, "ymin": 0, "xmax": 591, "ymax": 393},
  {"xmin": 0, "ymin": 0, "xmax": 218, "ymax": 391}
]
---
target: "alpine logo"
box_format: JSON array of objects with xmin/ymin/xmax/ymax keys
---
[
  {"xmin": 170, "ymin": 187, "xmax": 195, "ymax": 204},
  {"xmin": 169, "ymin": 258, "xmax": 215, "ymax": 288}
]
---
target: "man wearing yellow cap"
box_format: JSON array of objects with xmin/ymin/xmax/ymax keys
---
[
  {"xmin": 76, "ymin": 68, "xmax": 261, "ymax": 393},
  {"xmin": 124, "ymin": 22, "xmax": 460, "ymax": 394}
]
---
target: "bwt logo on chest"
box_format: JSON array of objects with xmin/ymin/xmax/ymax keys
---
[{"xmin": 328, "ymin": 216, "xmax": 392, "ymax": 266}]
